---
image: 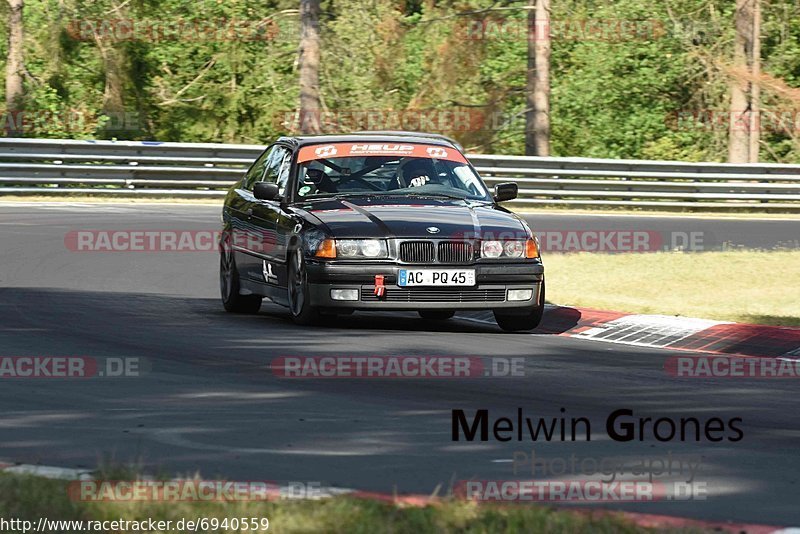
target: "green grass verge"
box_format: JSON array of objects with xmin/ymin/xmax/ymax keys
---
[
  {"xmin": 545, "ymin": 250, "xmax": 800, "ymax": 327},
  {"xmin": 512, "ymin": 206, "xmax": 800, "ymax": 219},
  {"xmin": 0, "ymin": 473, "xmax": 713, "ymax": 534}
]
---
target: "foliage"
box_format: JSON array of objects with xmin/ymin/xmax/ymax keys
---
[{"xmin": 1, "ymin": 0, "xmax": 800, "ymax": 161}]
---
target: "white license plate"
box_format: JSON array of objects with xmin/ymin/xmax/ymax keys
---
[{"xmin": 398, "ymin": 269, "xmax": 476, "ymax": 287}]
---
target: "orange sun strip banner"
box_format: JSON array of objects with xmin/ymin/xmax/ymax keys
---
[{"xmin": 297, "ymin": 143, "xmax": 468, "ymax": 164}]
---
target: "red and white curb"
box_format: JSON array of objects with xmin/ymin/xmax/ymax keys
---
[
  {"xmin": 1, "ymin": 462, "xmax": 797, "ymax": 533},
  {"xmin": 465, "ymin": 305, "xmax": 800, "ymax": 360}
]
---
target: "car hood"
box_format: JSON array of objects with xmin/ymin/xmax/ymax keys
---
[{"xmin": 298, "ymin": 197, "xmax": 530, "ymax": 240}]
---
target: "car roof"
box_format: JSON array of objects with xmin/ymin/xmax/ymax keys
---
[{"xmin": 278, "ymin": 131, "xmax": 463, "ymax": 151}]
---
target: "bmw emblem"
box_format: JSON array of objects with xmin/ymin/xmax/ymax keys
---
[{"xmin": 426, "ymin": 226, "xmax": 440, "ymax": 234}]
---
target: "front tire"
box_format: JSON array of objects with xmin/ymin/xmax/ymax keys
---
[
  {"xmin": 220, "ymin": 241, "xmax": 262, "ymax": 314},
  {"xmin": 494, "ymin": 282, "xmax": 545, "ymax": 332},
  {"xmin": 288, "ymin": 248, "xmax": 320, "ymax": 325}
]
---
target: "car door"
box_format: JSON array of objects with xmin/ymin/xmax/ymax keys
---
[
  {"xmin": 239, "ymin": 144, "xmax": 293, "ymax": 284},
  {"xmin": 271, "ymin": 147, "xmax": 298, "ymax": 289},
  {"xmin": 228, "ymin": 147, "xmax": 271, "ymax": 279}
]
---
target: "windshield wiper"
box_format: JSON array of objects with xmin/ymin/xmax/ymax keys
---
[
  {"xmin": 331, "ymin": 193, "xmax": 383, "ymax": 199},
  {"xmin": 404, "ymin": 192, "xmax": 467, "ymax": 200}
]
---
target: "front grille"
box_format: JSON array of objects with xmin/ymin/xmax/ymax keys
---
[
  {"xmin": 399, "ymin": 240, "xmax": 475, "ymax": 264},
  {"xmin": 438, "ymin": 242, "xmax": 474, "ymax": 264},
  {"xmin": 399, "ymin": 241, "xmax": 435, "ymax": 263},
  {"xmin": 361, "ymin": 287, "xmax": 506, "ymax": 303}
]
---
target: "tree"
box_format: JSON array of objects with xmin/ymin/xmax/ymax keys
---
[
  {"xmin": 5, "ymin": 0, "xmax": 25, "ymax": 136},
  {"xmin": 97, "ymin": 43, "xmax": 126, "ymax": 122},
  {"xmin": 525, "ymin": 0, "xmax": 550, "ymax": 156},
  {"xmin": 748, "ymin": 0, "xmax": 761, "ymax": 163},
  {"xmin": 298, "ymin": 0, "xmax": 321, "ymax": 134},
  {"xmin": 728, "ymin": 0, "xmax": 761, "ymax": 163}
]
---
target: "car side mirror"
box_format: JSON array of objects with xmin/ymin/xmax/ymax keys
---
[
  {"xmin": 253, "ymin": 182, "xmax": 280, "ymax": 201},
  {"xmin": 494, "ymin": 182, "xmax": 518, "ymax": 202}
]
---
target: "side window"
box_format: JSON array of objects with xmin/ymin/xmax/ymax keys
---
[
  {"xmin": 243, "ymin": 148, "xmax": 271, "ymax": 190},
  {"xmin": 263, "ymin": 146, "xmax": 290, "ymax": 184},
  {"xmin": 276, "ymin": 150, "xmax": 292, "ymax": 195}
]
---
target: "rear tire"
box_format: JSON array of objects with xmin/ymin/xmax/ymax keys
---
[
  {"xmin": 494, "ymin": 282, "xmax": 545, "ymax": 332},
  {"xmin": 220, "ymin": 241, "xmax": 262, "ymax": 314},
  {"xmin": 418, "ymin": 310, "xmax": 455, "ymax": 321},
  {"xmin": 288, "ymin": 248, "xmax": 320, "ymax": 325}
]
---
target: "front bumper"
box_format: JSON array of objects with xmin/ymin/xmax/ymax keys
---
[{"xmin": 306, "ymin": 261, "xmax": 544, "ymax": 310}]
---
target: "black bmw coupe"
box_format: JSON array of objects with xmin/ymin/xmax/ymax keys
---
[{"xmin": 220, "ymin": 132, "xmax": 545, "ymax": 331}]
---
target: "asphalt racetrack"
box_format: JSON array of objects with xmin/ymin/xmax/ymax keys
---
[{"xmin": 0, "ymin": 202, "xmax": 797, "ymax": 525}]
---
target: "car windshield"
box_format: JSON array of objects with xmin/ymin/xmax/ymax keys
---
[{"xmin": 295, "ymin": 149, "xmax": 492, "ymax": 201}]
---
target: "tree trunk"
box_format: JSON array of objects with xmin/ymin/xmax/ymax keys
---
[
  {"xmin": 748, "ymin": 0, "xmax": 761, "ymax": 163},
  {"xmin": 5, "ymin": 0, "xmax": 25, "ymax": 137},
  {"xmin": 101, "ymin": 46, "xmax": 125, "ymax": 118},
  {"xmin": 525, "ymin": 0, "xmax": 550, "ymax": 156},
  {"xmin": 298, "ymin": 0, "xmax": 321, "ymax": 134},
  {"xmin": 728, "ymin": 0, "xmax": 753, "ymax": 163}
]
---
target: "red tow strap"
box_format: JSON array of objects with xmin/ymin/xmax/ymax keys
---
[{"xmin": 374, "ymin": 275, "xmax": 386, "ymax": 298}]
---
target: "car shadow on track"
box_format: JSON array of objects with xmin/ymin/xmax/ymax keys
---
[
  {"xmin": 256, "ymin": 302, "xmax": 583, "ymax": 335},
  {"xmin": 0, "ymin": 285, "xmax": 584, "ymax": 338}
]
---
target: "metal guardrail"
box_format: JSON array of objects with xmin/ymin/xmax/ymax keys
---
[{"xmin": 1, "ymin": 138, "xmax": 800, "ymax": 210}]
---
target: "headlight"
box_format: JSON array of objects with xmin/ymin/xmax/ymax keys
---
[
  {"xmin": 481, "ymin": 239, "xmax": 537, "ymax": 259},
  {"xmin": 360, "ymin": 239, "xmax": 384, "ymax": 257},
  {"xmin": 503, "ymin": 240, "xmax": 525, "ymax": 258},
  {"xmin": 481, "ymin": 240, "xmax": 503, "ymax": 258},
  {"xmin": 338, "ymin": 240, "xmax": 360, "ymax": 257},
  {"xmin": 334, "ymin": 239, "xmax": 388, "ymax": 259}
]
